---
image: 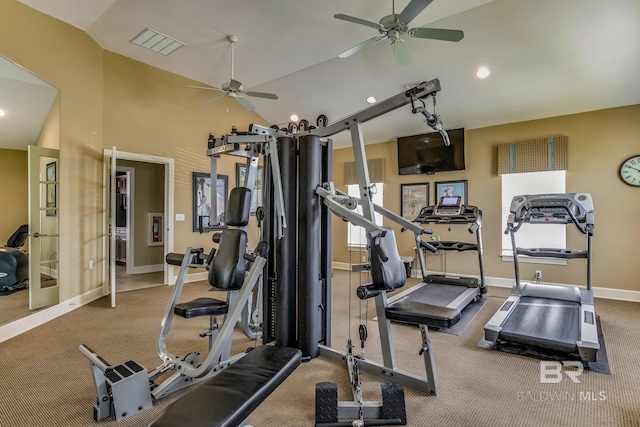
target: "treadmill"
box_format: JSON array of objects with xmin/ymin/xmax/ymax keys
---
[
  {"xmin": 483, "ymin": 193, "xmax": 599, "ymax": 362},
  {"xmin": 388, "ymin": 196, "xmax": 486, "ymax": 328}
]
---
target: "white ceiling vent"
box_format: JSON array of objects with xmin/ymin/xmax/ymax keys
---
[{"xmin": 130, "ymin": 28, "xmax": 184, "ymax": 56}]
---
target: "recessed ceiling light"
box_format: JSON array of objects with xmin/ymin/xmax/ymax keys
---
[
  {"xmin": 475, "ymin": 66, "xmax": 490, "ymax": 79},
  {"xmin": 130, "ymin": 28, "xmax": 185, "ymax": 55},
  {"xmin": 366, "ymin": 96, "xmax": 377, "ymax": 104},
  {"xmin": 290, "ymin": 114, "xmax": 299, "ymax": 122},
  {"xmin": 0, "ymin": 109, "xmax": 5, "ymax": 117}
]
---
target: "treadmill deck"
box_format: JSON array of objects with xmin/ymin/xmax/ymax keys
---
[
  {"xmin": 500, "ymin": 296, "xmax": 580, "ymax": 352},
  {"xmin": 394, "ymin": 282, "xmax": 478, "ymax": 309}
]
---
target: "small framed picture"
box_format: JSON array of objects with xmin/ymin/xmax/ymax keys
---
[
  {"xmin": 401, "ymin": 183, "xmax": 429, "ymax": 220},
  {"xmin": 435, "ymin": 180, "xmax": 468, "ymax": 204}
]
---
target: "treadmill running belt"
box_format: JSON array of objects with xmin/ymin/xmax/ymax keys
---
[
  {"xmin": 500, "ymin": 296, "xmax": 580, "ymax": 352},
  {"xmin": 394, "ymin": 283, "xmax": 473, "ymax": 308}
]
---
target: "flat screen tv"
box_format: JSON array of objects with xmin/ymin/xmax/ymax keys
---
[{"xmin": 397, "ymin": 128, "xmax": 465, "ymax": 175}]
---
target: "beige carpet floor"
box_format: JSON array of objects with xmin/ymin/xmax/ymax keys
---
[{"xmin": 0, "ymin": 270, "xmax": 638, "ymax": 426}]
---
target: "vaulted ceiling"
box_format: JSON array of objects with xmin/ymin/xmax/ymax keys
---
[{"xmin": 15, "ymin": 0, "xmax": 640, "ymax": 148}]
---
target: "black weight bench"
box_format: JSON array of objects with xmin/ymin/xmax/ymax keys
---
[{"xmin": 150, "ymin": 345, "xmax": 302, "ymax": 427}]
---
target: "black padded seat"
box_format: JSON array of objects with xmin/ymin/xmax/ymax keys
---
[
  {"xmin": 150, "ymin": 346, "xmax": 302, "ymax": 427},
  {"xmin": 174, "ymin": 297, "xmax": 228, "ymax": 319},
  {"xmin": 6, "ymin": 224, "xmax": 28, "ymax": 248},
  {"xmin": 173, "ymin": 187, "xmax": 252, "ymax": 321},
  {"xmin": 385, "ymin": 300, "xmax": 461, "ymax": 328}
]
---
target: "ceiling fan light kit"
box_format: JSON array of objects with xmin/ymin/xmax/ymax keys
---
[{"xmin": 335, "ymin": 0, "xmax": 464, "ymax": 66}]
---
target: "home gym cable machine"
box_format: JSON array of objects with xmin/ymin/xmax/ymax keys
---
[
  {"xmin": 79, "ymin": 77, "xmax": 454, "ymax": 425},
  {"xmin": 253, "ymin": 78, "xmax": 456, "ymax": 425}
]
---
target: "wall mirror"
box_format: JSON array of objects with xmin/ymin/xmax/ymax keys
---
[{"xmin": 0, "ymin": 54, "xmax": 60, "ymax": 326}]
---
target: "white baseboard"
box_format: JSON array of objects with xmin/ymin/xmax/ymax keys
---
[
  {"xmin": 0, "ymin": 286, "xmax": 104, "ymax": 344},
  {"xmin": 0, "ymin": 267, "xmax": 206, "ymax": 344},
  {"xmin": 167, "ymin": 271, "xmax": 209, "ymax": 286},
  {"xmin": 332, "ymin": 262, "xmax": 351, "ymax": 271},
  {"xmin": 482, "ymin": 275, "xmax": 640, "ymax": 302},
  {"xmin": 130, "ymin": 264, "xmax": 164, "ymax": 275},
  {"xmin": 331, "ymin": 262, "xmax": 640, "ymax": 303},
  {"xmin": 3, "ymin": 260, "xmax": 637, "ymax": 345}
]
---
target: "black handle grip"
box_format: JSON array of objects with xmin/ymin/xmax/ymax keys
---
[
  {"xmin": 357, "ymin": 284, "xmax": 381, "ymax": 300},
  {"xmin": 375, "ymin": 242, "xmax": 389, "ymax": 262},
  {"xmin": 418, "ymin": 240, "xmax": 437, "ymax": 253}
]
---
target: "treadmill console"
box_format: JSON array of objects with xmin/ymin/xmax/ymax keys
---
[
  {"xmin": 510, "ymin": 193, "xmax": 593, "ymax": 224},
  {"xmin": 434, "ymin": 196, "xmax": 463, "ymax": 216},
  {"xmin": 415, "ymin": 201, "xmax": 480, "ymax": 224}
]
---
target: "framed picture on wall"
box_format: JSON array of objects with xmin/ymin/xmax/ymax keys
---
[
  {"xmin": 192, "ymin": 172, "xmax": 228, "ymax": 232},
  {"xmin": 46, "ymin": 161, "xmax": 57, "ymax": 217},
  {"xmin": 235, "ymin": 163, "xmax": 263, "ymax": 215},
  {"xmin": 435, "ymin": 180, "xmax": 468, "ymax": 204},
  {"xmin": 401, "ymin": 183, "xmax": 429, "ymax": 220}
]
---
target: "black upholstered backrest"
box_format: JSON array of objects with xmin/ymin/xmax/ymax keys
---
[
  {"xmin": 368, "ymin": 228, "xmax": 406, "ymax": 291},
  {"xmin": 208, "ymin": 229, "xmax": 248, "ymax": 291},
  {"xmin": 6, "ymin": 224, "xmax": 28, "ymax": 248},
  {"xmin": 207, "ymin": 187, "xmax": 251, "ymax": 291},
  {"xmin": 226, "ymin": 187, "xmax": 252, "ymax": 227}
]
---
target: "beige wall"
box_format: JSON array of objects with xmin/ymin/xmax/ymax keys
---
[
  {"xmin": 2, "ymin": 0, "xmax": 638, "ymax": 307},
  {"xmin": 332, "ymin": 104, "xmax": 640, "ymax": 292},
  {"xmin": 1, "ymin": 0, "xmax": 265, "ymax": 300},
  {"xmin": 102, "ymin": 51, "xmax": 267, "ymax": 258},
  {"xmin": 0, "ymin": 149, "xmax": 28, "ymax": 243},
  {"xmin": 1, "ymin": 0, "xmax": 104, "ymax": 301},
  {"xmin": 36, "ymin": 92, "xmax": 60, "ymax": 150}
]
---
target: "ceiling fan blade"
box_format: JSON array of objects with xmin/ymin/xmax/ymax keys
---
[
  {"xmin": 398, "ymin": 0, "xmax": 433, "ymax": 24},
  {"xmin": 245, "ymin": 91, "xmax": 278, "ymax": 100},
  {"xmin": 392, "ymin": 40, "xmax": 412, "ymax": 67},
  {"xmin": 410, "ymin": 27, "xmax": 464, "ymax": 42},
  {"xmin": 187, "ymin": 85, "xmax": 224, "ymax": 92},
  {"xmin": 236, "ymin": 96, "xmax": 256, "ymax": 111},
  {"xmin": 334, "ymin": 13, "xmax": 381, "ymax": 29},
  {"xmin": 338, "ymin": 36, "xmax": 384, "ymax": 58},
  {"xmin": 203, "ymin": 94, "xmax": 225, "ymax": 104}
]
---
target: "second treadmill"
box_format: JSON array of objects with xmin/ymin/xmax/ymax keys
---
[
  {"xmin": 388, "ymin": 196, "xmax": 486, "ymax": 328},
  {"xmin": 483, "ymin": 193, "xmax": 600, "ymax": 362}
]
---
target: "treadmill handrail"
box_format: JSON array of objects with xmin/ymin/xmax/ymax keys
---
[
  {"xmin": 515, "ymin": 247, "xmax": 588, "ymax": 259},
  {"xmin": 507, "ymin": 205, "xmax": 593, "ymax": 236},
  {"xmin": 414, "ymin": 205, "xmax": 481, "ymax": 229}
]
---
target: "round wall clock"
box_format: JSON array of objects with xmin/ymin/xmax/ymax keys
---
[{"xmin": 619, "ymin": 155, "xmax": 640, "ymax": 187}]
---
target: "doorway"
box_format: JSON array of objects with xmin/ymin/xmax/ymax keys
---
[
  {"xmin": 103, "ymin": 149, "xmax": 174, "ymax": 305},
  {"xmin": 113, "ymin": 166, "xmax": 164, "ymax": 292}
]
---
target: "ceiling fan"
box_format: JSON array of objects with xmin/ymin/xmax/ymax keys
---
[
  {"xmin": 188, "ymin": 35, "xmax": 278, "ymax": 111},
  {"xmin": 334, "ymin": 0, "xmax": 464, "ymax": 67}
]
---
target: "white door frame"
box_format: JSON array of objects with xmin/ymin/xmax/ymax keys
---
[{"xmin": 103, "ymin": 149, "xmax": 174, "ymax": 299}]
